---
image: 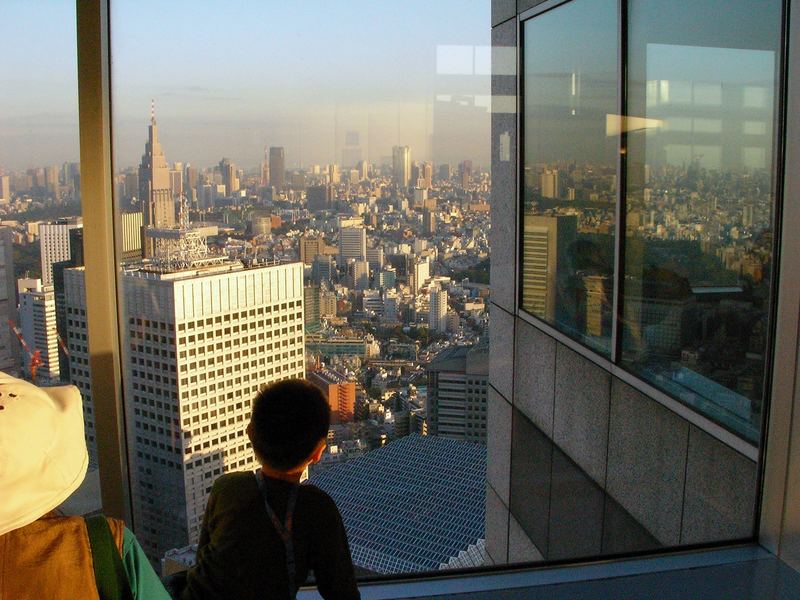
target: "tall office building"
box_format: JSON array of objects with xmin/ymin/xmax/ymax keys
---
[
  {"xmin": 521, "ymin": 214, "xmax": 577, "ymax": 321},
  {"xmin": 429, "ymin": 284, "xmax": 449, "ymax": 333},
  {"xmin": 459, "ymin": 160, "xmax": 473, "ymax": 189},
  {"xmin": 52, "ymin": 227, "xmax": 84, "ymax": 379},
  {"xmin": 426, "ymin": 341, "xmax": 489, "ymax": 443},
  {"xmin": 307, "ymin": 184, "xmax": 334, "ymax": 213},
  {"xmin": 312, "ymin": 255, "xmax": 335, "ymax": 286},
  {"xmin": 63, "ymin": 267, "xmax": 95, "ymax": 464},
  {"xmin": 139, "ymin": 104, "xmax": 176, "ymax": 256},
  {"xmin": 121, "ymin": 211, "xmax": 144, "ymax": 262},
  {"xmin": 123, "ymin": 255, "xmax": 304, "ymax": 558},
  {"xmin": 366, "ymin": 246, "xmax": 384, "ymax": 271},
  {"xmin": 392, "ymin": 145, "xmax": 411, "ymax": 188},
  {"xmin": 0, "ymin": 175, "xmax": 10, "ymax": 203},
  {"xmin": 307, "ymin": 368, "xmax": 355, "ymax": 424},
  {"xmin": 269, "ymin": 147, "xmax": 285, "ymax": 191},
  {"xmin": 299, "ymin": 235, "xmax": 326, "ymax": 265},
  {"xmin": 39, "ymin": 217, "xmax": 82, "ymax": 286},
  {"xmin": 540, "ymin": 168, "xmax": 560, "ymax": 199},
  {"xmin": 18, "ymin": 279, "xmax": 60, "ymax": 384},
  {"xmin": 412, "ymin": 257, "xmax": 430, "ymax": 294},
  {"xmin": 350, "ymin": 259, "xmax": 370, "ymax": 291},
  {"xmin": 338, "ymin": 225, "xmax": 367, "ymax": 264},
  {"xmin": 0, "ymin": 227, "xmax": 17, "ymax": 374},
  {"xmin": 219, "ymin": 158, "xmax": 238, "ymax": 195}
]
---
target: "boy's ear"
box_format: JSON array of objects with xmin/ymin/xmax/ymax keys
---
[
  {"xmin": 246, "ymin": 421, "xmax": 253, "ymax": 442},
  {"xmin": 309, "ymin": 439, "xmax": 326, "ymax": 463}
]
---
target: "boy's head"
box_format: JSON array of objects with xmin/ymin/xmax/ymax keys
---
[{"xmin": 248, "ymin": 379, "xmax": 330, "ymax": 472}]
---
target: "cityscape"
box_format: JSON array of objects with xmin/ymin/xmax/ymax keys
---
[{"xmin": 0, "ymin": 107, "xmax": 492, "ymax": 572}]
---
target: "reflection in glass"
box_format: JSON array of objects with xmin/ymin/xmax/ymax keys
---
[
  {"xmin": 521, "ymin": 0, "xmax": 618, "ymax": 355},
  {"xmin": 622, "ymin": 0, "xmax": 782, "ymax": 442}
]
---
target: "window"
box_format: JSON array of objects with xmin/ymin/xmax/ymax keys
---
[{"xmin": 520, "ymin": 0, "xmax": 784, "ymax": 444}]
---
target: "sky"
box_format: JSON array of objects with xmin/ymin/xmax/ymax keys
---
[{"xmin": 0, "ymin": 0, "xmax": 491, "ymax": 172}]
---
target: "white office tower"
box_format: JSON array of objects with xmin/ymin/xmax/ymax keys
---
[
  {"xmin": 392, "ymin": 145, "xmax": 411, "ymax": 188},
  {"xmin": 122, "ymin": 251, "xmax": 305, "ymax": 559},
  {"xmin": 0, "ymin": 227, "xmax": 18, "ymax": 374},
  {"xmin": 18, "ymin": 279, "xmax": 60, "ymax": 384},
  {"xmin": 339, "ymin": 225, "xmax": 367, "ymax": 264},
  {"xmin": 429, "ymin": 284, "xmax": 449, "ymax": 333},
  {"xmin": 39, "ymin": 217, "xmax": 82, "ymax": 286},
  {"xmin": 413, "ymin": 257, "xmax": 430, "ymax": 294},
  {"xmin": 63, "ymin": 267, "xmax": 96, "ymax": 465}
]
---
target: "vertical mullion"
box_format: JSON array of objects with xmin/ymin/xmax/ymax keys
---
[
  {"xmin": 610, "ymin": 0, "xmax": 627, "ymax": 364},
  {"xmin": 76, "ymin": 0, "xmax": 133, "ymax": 524}
]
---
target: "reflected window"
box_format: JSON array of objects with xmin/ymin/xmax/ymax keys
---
[{"xmin": 521, "ymin": 0, "xmax": 618, "ymax": 355}]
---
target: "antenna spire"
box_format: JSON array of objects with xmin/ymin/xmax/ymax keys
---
[{"xmin": 150, "ymin": 99, "xmax": 156, "ymax": 124}]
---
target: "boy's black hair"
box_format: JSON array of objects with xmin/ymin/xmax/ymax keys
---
[{"xmin": 250, "ymin": 379, "xmax": 330, "ymax": 471}]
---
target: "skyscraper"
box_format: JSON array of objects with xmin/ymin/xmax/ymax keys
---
[
  {"xmin": 392, "ymin": 145, "xmax": 411, "ymax": 188},
  {"xmin": 426, "ymin": 341, "xmax": 489, "ymax": 443},
  {"xmin": 124, "ymin": 257, "xmax": 304, "ymax": 558},
  {"xmin": 260, "ymin": 147, "xmax": 270, "ymax": 187},
  {"xmin": 269, "ymin": 147, "xmax": 285, "ymax": 191},
  {"xmin": 307, "ymin": 184, "xmax": 333, "ymax": 213},
  {"xmin": 429, "ymin": 284, "xmax": 449, "ymax": 333},
  {"xmin": 307, "ymin": 368, "xmax": 356, "ymax": 424},
  {"xmin": 0, "ymin": 227, "xmax": 17, "ymax": 375},
  {"xmin": 338, "ymin": 225, "xmax": 367, "ymax": 264},
  {"xmin": 39, "ymin": 217, "xmax": 82, "ymax": 286},
  {"xmin": 18, "ymin": 279, "xmax": 60, "ymax": 384},
  {"xmin": 300, "ymin": 235, "xmax": 325, "ymax": 265},
  {"xmin": 521, "ymin": 214, "xmax": 577, "ymax": 321},
  {"xmin": 139, "ymin": 103, "xmax": 175, "ymax": 256}
]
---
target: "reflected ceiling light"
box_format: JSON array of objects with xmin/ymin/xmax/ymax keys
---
[{"xmin": 606, "ymin": 114, "xmax": 663, "ymax": 136}]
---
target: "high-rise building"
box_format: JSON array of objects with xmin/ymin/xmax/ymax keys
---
[
  {"xmin": 438, "ymin": 164, "xmax": 451, "ymax": 182},
  {"xmin": 307, "ymin": 368, "xmax": 355, "ymax": 424},
  {"xmin": 52, "ymin": 227, "xmax": 84, "ymax": 379},
  {"xmin": 426, "ymin": 341, "xmax": 489, "ymax": 443},
  {"xmin": 0, "ymin": 175, "xmax": 10, "ymax": 203},
  {"xmin": 122, "ymin": 258, "xmax": 305, "ymax": 558},
  {"xmin": 304, "ymin": 285, "xmax": 321, "ymax": 329},
  {"xmin": 459, "ymin": 160, "xmax": 473, "ymax": 189},
  {"xmin": 0, "ymin": 227, "xmax": 17, "ymax": 374},
  {"xmin": 392, "ymin": 146, "xmax": 411, "ymax": 188},
  {"xmin": 338, "ymin": 225, "xmax": 367, "ymax": 265},
  {"xmin": 121, "ymin": 211, "xmax": 144, "ymax": 262},
  {"xmin": 300, "ymin": 235, "xmax": 326, "ymax": 266},
  {"xmin": 412, "ymin": 257, "xmax": 430, "ymax": 294},
  {"xmin": 521, "ymin": 214, "xmax": 577, "ymax": 321},
  {"xmin": 312, "ymin": 255, "xmax": 335, "ymax": 286},
  {"xmin": 63, "ymin": 266, "xmax": 95, "ymax": 464},
  {"xmin": 422, "ymin": 209, "xmax": 437, "ymax": 235},
  {"xmin": 540, "ymin": 168, "xmax": 560, "ymax": 199},
  {"xmin": 350, "ymin": 259, "xmax": 370, "ymax": 290},
  {"xmin": 269, "ymin": 147, "xmax": 285, "ymax": 191},
  {"xmin": 307, "ymin": 184, "xmax": 334, "ymax": 213},
  {"xmin": 17, "ymin": 279, "xmax": 60, "ymax": 385},
  {"xmin": 39, "ymin": 217, "xmax": 82, "ymax": 286},
  {"xmin": 260, "ymin": 147, "xmax": 270, "ymax": 187},
  {"xmin": 139, "ymin": 104, "xmax": 176, "ymax": 256},
  {"xmin": 429, "ymin": 284, "xmax": 448, "ymax": 333},
  {"xmin": 366, "ymin": 246, "xmax": 384, "ymax": 272}
]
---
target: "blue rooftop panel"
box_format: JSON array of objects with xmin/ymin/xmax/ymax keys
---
[{"xmin": 309, "ymin": 434, "xmax": 487, "ymax": 574}]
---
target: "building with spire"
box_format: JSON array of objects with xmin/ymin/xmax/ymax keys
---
[{"xmin": 139, "ymin": 101, "xmax": 176, "ymax": 256}]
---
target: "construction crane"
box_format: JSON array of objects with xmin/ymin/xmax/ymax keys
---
[{"xmin": 7, "ymin": 319, "xmax": 44, "ymax": 383}]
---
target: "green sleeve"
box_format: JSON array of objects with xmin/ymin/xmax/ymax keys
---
[{"xmin": 122, "ymin": 527, "xmax": 173, "ymax": 600}]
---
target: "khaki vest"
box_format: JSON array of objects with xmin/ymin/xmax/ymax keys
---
[{"xmin": 0, "ymin": 512, "xmax": 125, "ymax": 600}]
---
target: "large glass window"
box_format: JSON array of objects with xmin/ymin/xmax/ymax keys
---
[
  {"xmin": 621, "ymin": 0, "xmax": 782, "ymax": 443},
  {"xmin": 521, "ymin": 0, "xmax": 784, "ymax": 444},
  {"xmin": 521, "ymin": 0, "xmax": 618, "ymax": 356},
  {"xmin": 109, "ymin": 0, "xmax": 492, "ymax": 574}
]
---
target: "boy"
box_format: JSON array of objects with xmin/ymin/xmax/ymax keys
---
[{"xmin": 181, "ymin": 379, "xmax": 360, "ymax": 600}]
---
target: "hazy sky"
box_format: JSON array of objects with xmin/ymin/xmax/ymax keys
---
[{"xmin": 1, "ymin": 0, "xmax": 490, "ymax": 172}]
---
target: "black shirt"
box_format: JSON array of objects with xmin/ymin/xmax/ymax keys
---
[{"xmin": 182, "ymin": 471, "xmax": 360, "ymax": 600}]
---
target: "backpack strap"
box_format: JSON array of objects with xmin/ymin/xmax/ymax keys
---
[{"xmin": 84, "ymin": 515, "xmax": 135, "ymax": 600}]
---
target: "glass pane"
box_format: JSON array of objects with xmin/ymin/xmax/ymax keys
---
[
  {"xmin": 622, "ymin": 0, "xmax": 782, "ymax": 443},
  {"xmin": 110, "ymin": 0, "xmax": 491, "ymax": 576},
  {"xmin": 0, "ymin": 2, "xmax": 101, "ymax": 514},
  {"xmin": 521, "ymin": 0, "xmax": 618, "ymax": 356}
]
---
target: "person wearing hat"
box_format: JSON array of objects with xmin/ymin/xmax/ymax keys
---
[{"xmin": 0, "ymin": 371, "xmax": 171, "ymax": 600}]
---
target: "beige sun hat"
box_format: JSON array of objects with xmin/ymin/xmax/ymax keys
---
[{"xmin": 0, "ymin": 371, "xmax": 88, "ymax": 536}]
